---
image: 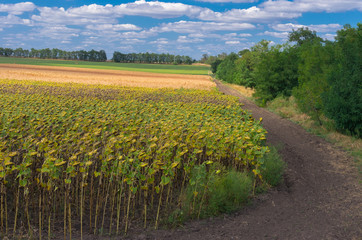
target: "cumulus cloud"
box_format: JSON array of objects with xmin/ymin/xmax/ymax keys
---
[
  {"xmin": 197, "ymin": 0, "xmax": 257, "ymax": 2},
  {"xmin": 177, "ymin": 36, "xmax": 204, "ymax": 43},
  {"xmin": 32, "ymin": 25, "xmax": 80, "ymax": 40},
  {"xmin": 239, "ymin": 33, "xmax": 252, "ymax": 37},
  {"xmin": 225, "ymin": 41, "xmax": 240, "ymax": 44},
  {"xmin": 261, "ymin": 0, "xmax": 362, "ymax": 14},
  {"xmin": 321, "ymin": 33, "xmax": 337, "ymax": 41},
  {"xmin": 0, "ymin": 14, "xmax": 33, "ymax": 28},
  {"xmin": 198, "ymin": 6, "xmax": 301, "ymax": 22},
  {"xmin": 30, "ymin": 1, "xmax": 206, "ymax": 26},
  {"xmin": 0, "ymin": 2, "xmax": 36, "ymax": 15},
  {"xmin": 86, "ymin": 24, "xmax": 141, "ymax": 31},
  {"xmin": 271, "ymin": 23, "xmax": 342, "ymax": 33},
  {"xmin": 113, "ymin": 0, "xmax": 204, "ymax": 19},
  {"xmin": 262, "ymin": 31, "xmax": 289, "ymax": 39},
  {"xmin": 32, "ymin": 6, "xmax": 117, "ymax": 25},
  {"xmin": 151, "ymin": 21, "xmax": 255, "ymax": 33},
  {"xmin": 150, "ymin": 38, "xmax": 169, "ymax": 44}
]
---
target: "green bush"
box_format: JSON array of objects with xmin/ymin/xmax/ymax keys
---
[
  {"xmin": 260, "ymin": 147, "xmax": 285, "ymax": 186},
  {"xmin": 323, "ymin": 24, "xmax": 362, "ymax": 138},
  {"xmin": 173, "ymin": 147, "xmax": 285, "ymax": 224},
  {"xmin": 207, "ymin": 170, "xmax": 252, "ymax": 215},
  {"xmin": 183, "ymin": 166, "xmax": 253, "ymax": 219}
]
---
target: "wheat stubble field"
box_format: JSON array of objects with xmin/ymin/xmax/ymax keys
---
[{"xmin": 0, "ymin": 63, "xmax": 215, "ymax": 90}]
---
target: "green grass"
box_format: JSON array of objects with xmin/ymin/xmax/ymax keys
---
[{"xmin": 0, "ymin": 57, "xmax": 210, "ymax": 75}]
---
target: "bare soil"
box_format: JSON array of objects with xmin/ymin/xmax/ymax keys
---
[
  {"xmin": 123, "ymin": 80, "xmax": 361, "ymax": 239},
  {"xmin": 0, "ymin": 64, "xmax": 214, "ymax": 90}
]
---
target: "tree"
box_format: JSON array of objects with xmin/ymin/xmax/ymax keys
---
[
  {"xmin": 215, "ymin": 52, "xmax": 239, "ymax": 83},
  {"xmin": 293, "ymin": 40, "xmax": 334, "ymax": 124},
  {"xmin": 210, "ymin": 59, "xmax": 222, "ymax": 74},
  {"xmin": 234, "ymin": 40, "xmax": 272, "ymax": 89},
  {"xmin": 253, "ymin": 43, "xmax": 299, "ymax": 104},
  {"xmin": 323, "ymin": 23, "xmax": 362, "ymax": 137},
  {"xmin": 288, "ymin": 27, "xmax": 322, "ymax": 46}
]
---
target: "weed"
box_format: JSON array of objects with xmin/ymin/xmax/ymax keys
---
[
  {"xmin": 260, "ymin": 147, "xmax": 286, "ymax": 187},
  {"xmin": 182, "ymin": 166, "xmax": 253, "ymax": 219}
]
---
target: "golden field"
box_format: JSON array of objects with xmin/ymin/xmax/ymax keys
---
[{"xmin": 0, "ymin": 64, "xmax": 215, "ymax": 90}]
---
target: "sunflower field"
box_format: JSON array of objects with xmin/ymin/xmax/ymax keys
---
[{"xmin": 0, "ymin": 79, "xmax": 268, "ymax": 238}]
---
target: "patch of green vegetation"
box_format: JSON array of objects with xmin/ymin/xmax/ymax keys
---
[
  {"xmin": 0, "ymin": 57, "xmax": 210, "ymax": 75},
  {"xmin": 260, "ymin": 146, "xmax": 286, "ymax": 187},
  {"xmin": 267, "ymin": 95, "xmax": 362, "ymax": 179},
  {"xmin": 166, "ymin": 147, "xmax": 285, "ymax": 227},
  {"xmin": 182, "ymin": 165, "xmax": 253, "ymax": 219}
]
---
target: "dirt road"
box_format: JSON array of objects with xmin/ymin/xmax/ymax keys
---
[{"xmin": 129, "ymin": 80, "xmax": 361, "ymax": 239}]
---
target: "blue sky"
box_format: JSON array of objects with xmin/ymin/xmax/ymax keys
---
[{"xmin": 0, "ymin": 1, "xmax": 361, "ymax": 59}]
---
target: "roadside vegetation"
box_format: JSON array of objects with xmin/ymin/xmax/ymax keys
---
[
  {"xmin": 210, "ymin": 23, "xmax": 361, "ymax": 139},
  {"xmin": 266, "ymin": 96, "xmax": 362, "ymax": 177},
  {"xmin": 0, "ymin": 79, "xmax": 285, "ymax": 239}
]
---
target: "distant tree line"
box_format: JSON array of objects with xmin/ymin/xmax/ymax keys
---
[
  {"xmin": 112, "ymin": 51, "xmax": 194, "ymax": 65},
  {"xmin": 0, "ymin": 47, "xmax": 107, "ymax": 62},
  {"xmin": 212, "ymin": 23, "xmax": 361, "ymax": 138}
]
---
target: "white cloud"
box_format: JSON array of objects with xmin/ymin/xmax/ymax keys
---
[
  {"xmin": 225, "ymin": 41, "xmax": 240, "ymax": 44},
  {"xmin": 150, "ymin": 38, "xmax": 169, "ymax": 44},
  {"xmin": 86, "ymin": 24, "xmax": 141, "ymax": 31},
  {"xmin": 177, "ymin": 36, "xmax": 204, "ymax": 43},
  {"xmin": 261, "ymin": 0, "xmax": 362, "ymax": 14},
  {"xmin": 114, "ymin": 0, "xmax": 204, "ymax": 19},
  {"xmin": 239, "ymin": 33, "xmax": 252, "ymax": 37},
  {"xmin": 152, "ymin": 21, "xmax": 255, "ymax": 33},
  {"xmin": 198, "ymin": 6, "xmax": 301, "ymax": 22},
  {"xmin": 271, "ymin": 23, "xmax": 342, "ymax": 33},
  {"xmin": 31, "ymin": 1, "xmax": 205, "ymax": 25},
  {"xmin": 120, "ymin": 38, "xmax": 146, "ymax": 44},
  {"xmin": 262, "ymin": 31, "xmax": 289, "ymax": 38},
  {"xmin": 0, "ymin": 14, "xmax": 33, "ymax": 28},
  {"xmin": 33, "ymin": 25, "xmax": 80, "ymax": 40},
  {"xmin": 322, "ymin": 33, "xmax": 337, "ymax": 41},
  {"xmin": 118, "ymin": 30, "xmax": 156, "ymax": 39},
  {"xmin": 32, "ymin": 6, "xmax": 117, "ymax": 25},
  {"xmin": 0, "ymin": 2, "xmax": 36, "ymax": 15},
  {"xmin": 197, "ymin": 0, "xmax": 257, "ymax": 2}
]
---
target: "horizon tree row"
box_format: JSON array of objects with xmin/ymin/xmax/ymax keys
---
[
  {"xmin": 0, "ymin": 47, "xmax": 107, "ymax": 62},
  {"xmin": 112, "ymin": 51, "xmax": 194, "ymax": 65}
]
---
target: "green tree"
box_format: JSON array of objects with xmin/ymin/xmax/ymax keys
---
[
  {"xmin": 215, "ymin": 52, "xmax": 239, "ymax": 83},
  {"xmin": 289, "ymin": 27, "xmax": 322, "ymax": 46},
  {"xmin": 253, "ymin": 43, "xmax": 299, "ymax": 105},
  {"xmin": 210, "ymin": 59, "xmax": 222, "ymax": 74},
  {"xmin": 293, "ymin": 40, "xmax": 334, "ymax": 125},
  {"xmin": 323, "ymin": 23, "xmax": 362, "ymax": 137}
]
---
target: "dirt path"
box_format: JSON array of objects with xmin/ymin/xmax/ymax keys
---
[{"xmin": 128, "ymin": 80, "xmax": 361, "ymax": 239}]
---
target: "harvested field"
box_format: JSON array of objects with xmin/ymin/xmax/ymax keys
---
[{"xmin": 0, "ymin": 64, "xmax": 215, "ymax": 90}]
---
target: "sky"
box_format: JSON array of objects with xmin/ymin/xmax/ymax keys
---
[{"xmin": 0, "ymin": 1, "xmax": 361, "ymax": 60}]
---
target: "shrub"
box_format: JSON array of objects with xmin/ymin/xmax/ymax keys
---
[
  {"xmin": 323, "ymin": 24, "xmax": 362, "ymax": 138},
  {"xmin": 207, "ymin": 170, "xmax": 253, "ymax": 215},
  {"xmin": 260, "ymin": 147, "xmax": 285, "ymax": 186},
  {"xmin": 183, "ymin": 166, "xmax": 253, "ymax": 218}
]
